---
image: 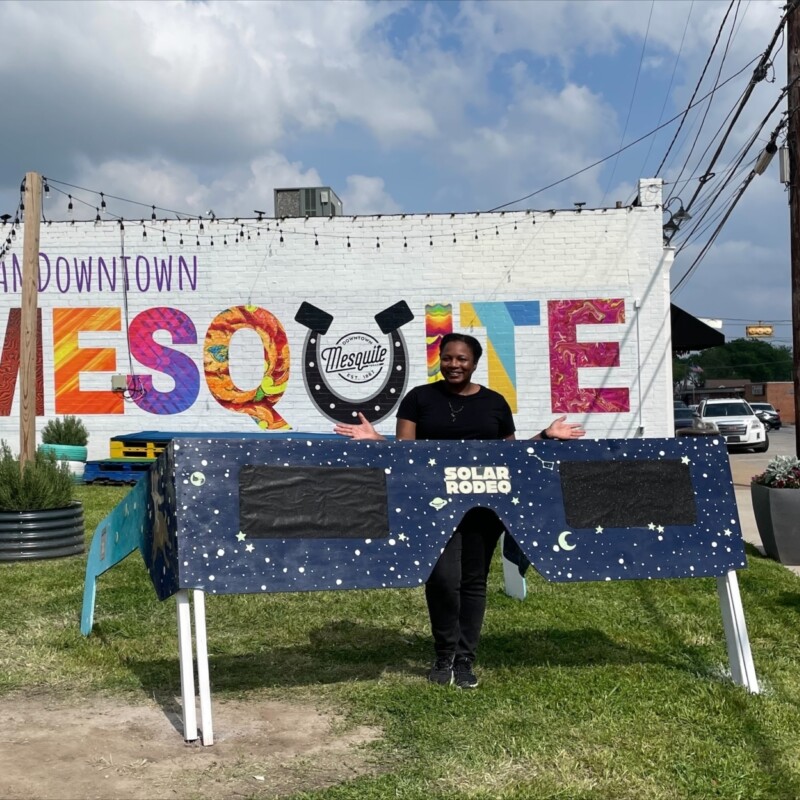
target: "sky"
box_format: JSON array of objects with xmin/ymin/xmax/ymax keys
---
[{"xmin": 0, "ymin": 0, "xmax": 792, "ymax": 346}]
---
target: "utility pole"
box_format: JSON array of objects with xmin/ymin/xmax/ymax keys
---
[
  {"xmin": 789, "ymin": 0, "xmax": 800, "ymax": 456},
  {"xmin": 19, "ymin": 172, "xmax": 42, "ymax": 471}
]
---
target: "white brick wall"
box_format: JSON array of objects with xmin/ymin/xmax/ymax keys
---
[{"xmin": 0, "ymin": 180, "xmax": 672, "ymax": 460}]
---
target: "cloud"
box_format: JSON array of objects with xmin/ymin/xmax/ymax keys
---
[{"xmin": 340, "ymin": 176, "xmax": 402, "ymax": 215}]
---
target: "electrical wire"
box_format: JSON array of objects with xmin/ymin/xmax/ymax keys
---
[
  {"xmin": 636, "ymin": 1, "xmax": 694, "ymax": 182},
  {"xmin": 655, "ymin": 0, "xmax": 737, "ymax": 178},
  {"xmin": 485, "ymin": 55, "xmax": 760, "ymax": 213},
  {"xmin": 666, "ymin": 1, "xmax": 741, "ymax": 202},
  {"xmin": 601, "ymin": 0, "xmax": 655, "ymax": 206}
]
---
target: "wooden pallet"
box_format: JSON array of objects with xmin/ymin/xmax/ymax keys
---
[{"xmin": 84, "ymin": 459, "xmax": 153, "ymax": 485}]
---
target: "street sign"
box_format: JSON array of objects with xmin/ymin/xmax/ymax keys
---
[{"xmin": 746, "ymin": 324, "xmax": 774, "ymax": 338}]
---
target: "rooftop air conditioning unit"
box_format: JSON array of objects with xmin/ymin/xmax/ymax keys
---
[{"xmin": 273, "ymin": 187, "xmax": 343, "ymax": 218}]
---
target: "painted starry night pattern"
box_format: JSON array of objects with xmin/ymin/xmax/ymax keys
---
[{"xmin": 141, "ymin": 434, "xmax": 748, "ymax": 600}]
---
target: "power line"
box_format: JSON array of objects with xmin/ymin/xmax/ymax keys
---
[
  {"xmin": 485, "ymin": 56, "xmax": 760, "ymax": 213},
  {"xmin": 666, "ymin": 1, "xmax": 741, "ymax": 202},
  {"xmin": 655, "ymin": 0, "xmax": 737, "ymax": 178},
  {"xmin": 601, "ymin": 0, "xmax": 655, "ymax": 206}
]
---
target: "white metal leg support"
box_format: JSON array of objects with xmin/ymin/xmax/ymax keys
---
[
  {"xmin": 176, "ymin": 589, "xmax": 199, "ymax": 741},
  {"xmin": 193, "ymin": 590, "xmax": 214, "ymax": 746},
  {"xmin": 717, "ymin": 570, "xmax": 760, "ymax": 694}
]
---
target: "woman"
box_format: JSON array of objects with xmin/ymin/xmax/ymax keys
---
[{"xmin": 334, "ymin": 332, "xmax": 584, "ymax": 689}]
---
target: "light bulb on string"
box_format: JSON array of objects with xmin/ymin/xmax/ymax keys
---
[
  {"xmin": 452, "ymin": 233, "xmax": 456, "ymax": 244},
  {"xmin": 210, "ymin": 236, "xmax": 214, "ymax": 247},
  {"xmin": 151, "ymin": 206, "xmax": 157, "ymax": 221},
  {"xmin": 196, "ymin": 237, "xmax": 200, "ymax": 247},
  {"xmin": 100, "ymin": 193, "xmax": 106, "ymax": 211},
  {"xmin": 496, "ymin": 226, "xmax": 499, "ymax": 236},
  {"xmin": 95, "ymin": 208, "xmax": 101, "ymax": 224},
  {"xmin": 68, "ymin": 195, "xmax": 73, "ymax": 213},
  {"xmin": 162, "ymin": 232, "xmax": 166, "ymax": 244},
  {"xmin": 180, "ymin": 235, "xmax": 184, "ymax": 246},
  {"xmin": 223, "ymin": 235, "xmax": 228, "ymax": 245},
  {"xmin": 44, "ymin": 181, "xmax": 50, "ymax": 198},
  {"xmin": 199, "ymin": 221, "xmax": 205, "ymax": 231},
  {"xmin": 347, "ymin": 236, "xmax": 351, "ymax": 248},
  {"xmin": 475, "ymin": 231, "xmax": 478, "ymax": 240},
  {"xmin": 314, "ymin": 232, "xmax": 319, "ymax": 246},
  {"xmin": 143, "ymin": 228, "xmax": 147, "ymax": 239},
  {"xmin": 376, "ymin": 237, "xmax": 380, "ymax": 249},
  {"xmin": 403, "ymin": 236, "xmax": 407, "ymax": 248},
  {"xmin": 279, "ymin": 228, "xmax": 284, "ymax": 243}
]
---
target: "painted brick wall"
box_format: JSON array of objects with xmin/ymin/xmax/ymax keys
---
[{"xmin": 0, "ymin": 179, "xmax": 673, "ymax": 460}]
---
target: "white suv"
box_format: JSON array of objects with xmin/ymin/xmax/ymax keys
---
[{"xmin": 697, "ymin": 398, "xmax": 769, "ymax": 452}]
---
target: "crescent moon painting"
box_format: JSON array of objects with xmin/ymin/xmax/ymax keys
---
[{"xmin": 557, "ymin": 531, "xmax": 576, "ymax": 551}]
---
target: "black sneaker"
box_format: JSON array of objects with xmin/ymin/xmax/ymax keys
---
[
  {"xmin": 427, "ymin": 656, "xmax": 454, "ymax": 685},
  {"xmin": 453, "ymin": 656, "xmax": 478, "ymax": 689}
]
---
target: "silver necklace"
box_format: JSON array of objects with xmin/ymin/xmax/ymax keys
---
[{"xmin": 448, "ymin": 399, "xmax": 464, "ymax": 422}]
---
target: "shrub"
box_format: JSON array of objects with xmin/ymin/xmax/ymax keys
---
[
  {"xmin": 752, "ymin": 455, "xmax": 800, "ymax": 490},
  {"xmin": 41, "ymin": 416, "xmax": 89, "ymax": 446},
  {"xmin": 0, "ymin": 442, "xmax": 75, "ymax": 511}
]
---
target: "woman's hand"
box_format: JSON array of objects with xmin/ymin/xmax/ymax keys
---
[
  {"xmin": 333, "ymin": 412, "xmax": 385, "ymax": 440},
  {"xmin": 541, "ymin": 415, "xmax": 586, "ymax": 440}
]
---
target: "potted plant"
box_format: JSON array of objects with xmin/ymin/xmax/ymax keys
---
[
  {"xmin": 0, "ymin": 442, "xmax": 84, "ymax": 561},
  {"xmin": 40, "ymin": 415, "xmax": 89, "ymax": 481},
  {"xmin": 750, "ymin": 455, "xmax": 800, "ymax": 565}
]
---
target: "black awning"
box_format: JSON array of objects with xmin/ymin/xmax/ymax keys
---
[{"xmin": 670, "ymin": 304, "xmax": 725, "ymax": 353}]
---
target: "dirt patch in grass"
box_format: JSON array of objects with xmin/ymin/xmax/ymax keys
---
[{"xmin": 0, "ymin": 693, "xmax": 381, "ymax": 799}]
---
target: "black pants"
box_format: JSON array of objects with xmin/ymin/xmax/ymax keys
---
[{"xmin": 424, "ymin": 507, "xmax": 504, "ymax": 662}]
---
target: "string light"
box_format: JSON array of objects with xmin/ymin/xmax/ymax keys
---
[
  {"xmin": 376, "ymin": 237, "xmax": 380, "ymax": 249},
  {"xmin": 67, "ymin": 195, "xmax": 73, "ymax": 213},
  {"xmin": 279, "ymin": 228, "xmax": 284, "ymax": 243},
  {"xmin": 151, "ymin": 206, "xmax": 157, "ymax": 221},
  {"xmin": 347, "ymin": 235, "xmax": 351, "ymax": 248},
  {"xmin": 404, "ymin": 236, "xmax": 407, "ymax": 248},
  {"xmin": 100, "ymin": 193, "xmax": 106, "ymax": 211},
  {"xmin": 94, "ymin": 208, "xmax": 101, "ymax": 224}
]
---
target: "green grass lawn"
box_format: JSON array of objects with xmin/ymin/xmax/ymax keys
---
[{"xmin": 3, "ymin": 485, "xmax": 800, "ymax": 798}]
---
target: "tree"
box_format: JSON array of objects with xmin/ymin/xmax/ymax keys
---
[{"xmin": 693, "ymin": 339, "xmax": 793, "ymax": 383}]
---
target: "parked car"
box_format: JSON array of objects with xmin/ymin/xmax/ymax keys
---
[
  {"xmin": 674, "ymin": 399, "xmax": 688, "ymax": 409},
  {"xmin": 673, "ymin": 407, "xmax": 718, "ymax": 436},
  {"xmin": 749, "ymin": 402, "xmax": 782, "ymax": 430},
  {"xmin": 696, "ymin": 398, "xmax": 768, "ymax": 452}
]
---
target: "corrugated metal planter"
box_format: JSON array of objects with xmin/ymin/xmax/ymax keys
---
[{"xmin": 0, "ymin": 502, "xmax": 84, "ymax": 561}]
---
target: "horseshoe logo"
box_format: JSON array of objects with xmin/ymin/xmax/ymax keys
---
[{"xmin": 295, "ymin": 301, "xmax": 414, "ymax": 424}]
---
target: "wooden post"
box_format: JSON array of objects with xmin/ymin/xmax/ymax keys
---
[{"xmin": 19, "ymin": 172, "xmax": 42, "ymax": 471}]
